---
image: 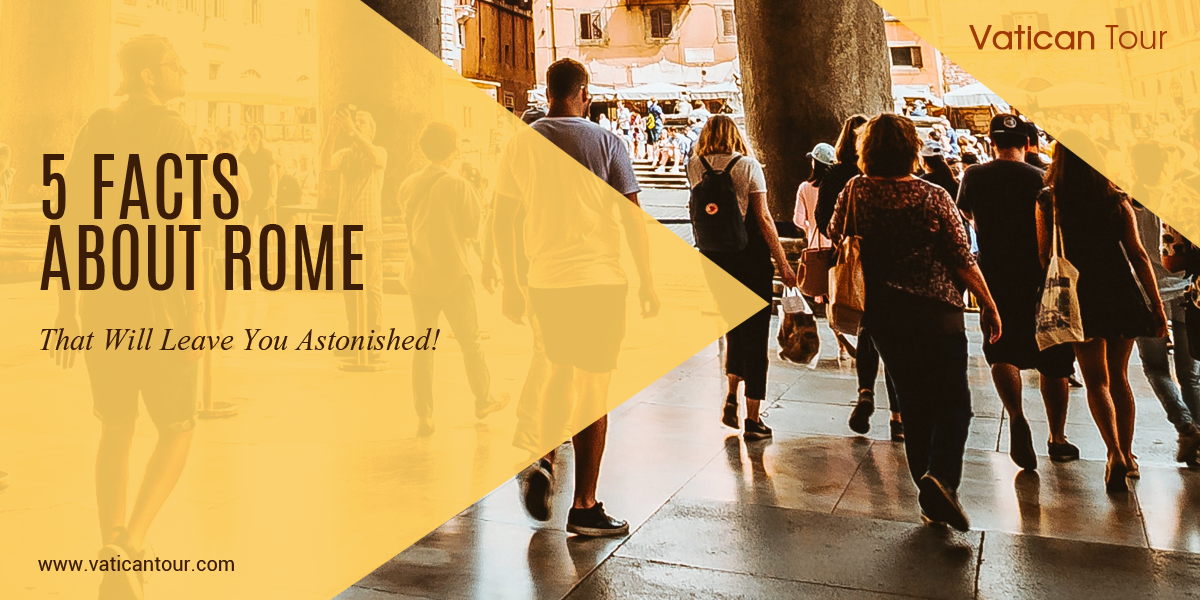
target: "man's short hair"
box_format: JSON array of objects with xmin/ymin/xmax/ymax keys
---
[
  {"xmin": 546, "ymin": 59, "xmax": 589, "ymax": 102},
  {"xmin": 419, "ymin": 122, "xmax": 458, "ymax": 161},
  {"xmin": 115, "ymin": 34, "xmax": 174, "ymax": 96}
]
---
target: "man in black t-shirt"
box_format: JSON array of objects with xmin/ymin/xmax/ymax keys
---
[
  {"xmin": 55, "ymin": 35, "xmax": 203, "ymax": 600},
  {"xmin": 958, "ymin": 114, "xmax": 1079, "ymax": 470}
]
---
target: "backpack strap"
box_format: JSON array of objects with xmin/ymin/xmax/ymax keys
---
[
  {"xmin": 725, "ymin": 154, "xmax": 742, "ymax": 173},
  {"xmin": 700, "ymin": 154, "xmax": 741, "ymax": 175}
]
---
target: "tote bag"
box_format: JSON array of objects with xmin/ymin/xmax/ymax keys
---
[
  {"xmin": 777, "ymin": 288, "xmax": 820, "ymax": 365},
  {"xmin": 828, "ymin": 181, "xmax": 866, "ymax": 335},
  {"xmin": 1035, "ymin": 201, "xmax": 1085, "ymax": 350}
]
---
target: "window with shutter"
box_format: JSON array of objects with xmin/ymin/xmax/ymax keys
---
[
  {"xmin": 1192, "ymin": 0, "xmax": 1200, "ymax": 32},
  {"xmin": 720, "ymin": 8, "xmax": 736, "ymax": 37},
  {"xmin": 1178, "ymin": 0, "xmax": 1192, "ymax": 35},
  {"xmin": 579, "ymin": 11, "xmax": 603, "ymax": 41},
  {"xmin": 889, "ymin": 46, "xmax": 922, "ymax": 68},
  {"xmin": 649, "ymin": 8, "xmax": 672, "ymax": 39}
]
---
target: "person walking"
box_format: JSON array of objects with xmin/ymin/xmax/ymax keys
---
[
  {"xmin": 400, "ymin": 122, "xmax": 509, "ymax": 436},
  {"xmin": 689, "ymin": 115, "xmax": 798, "ymax": 440},
  {"xmin": 1129, "ymin": 141, "xmax": 1200, "ymax": 467},
  {"xmin": 957, "ymin": 115, "xmax": 1078, "ymax": 470},
  {"xmin": 794, "ymin": 142, "xmax": 855, "ymax": 362},
  {"xmin": 495, "ymin": 58, "xmax": 660, "ymax": 537},
  {"xmin": 919, "ymin": 141, "xmax": 959, "ymax": 199},
  {"xmin": 829, "ymin": 113, "xmax": 1002, "ymax": 531},
  {"xmin": 239, "ymin": 125, "xmax": 277, "ymax": 230},
  {"xmin": 815, "ymin": 115, "xmax": 903, "ymax": 439},
  {"xmin": 1036, "ymin": 130, "xmax": 1169, "ymax": 493}
]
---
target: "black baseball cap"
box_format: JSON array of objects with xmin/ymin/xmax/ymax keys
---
[
  {"xmin": 1024, "ymin": 121, "xmax": 1044, "ymax": 146},
  {"xmin": 989, "ymin": 114, "xmax": 1028, "ymax": 148}
]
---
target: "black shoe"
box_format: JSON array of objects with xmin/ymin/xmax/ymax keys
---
[
  {"xmin": 1177, "ymin": 426, "xmax": 1200, "ymax": 464},
  {"xmin": 1068, "ymin": 375, "xmax": 1084, "ymax": 388},
  {"xmin": 848, "ymin": 391, "xmax": 874, "ymax": 435},
  {"xmin": 917, "ymin": 474, "xmax": 970, "ymax": 532},
  {"xmin": 566, "ymin": 502, "xmax": 629, "ymax": 537},
  {"xmin": 743, "ymin": 418, "xmax": 773, "ymax": 441},
  {"xmin": 519, "ymin": 458, "xmax": 554, "ymax": 522},
  {"xmin": 721, "ymin": 394, "xmax": 739, "ymax": 429},
  {"xmin": 889, "ymin": 419, "xmax": 905, "ymax": 442},
  {"xmin": 1048, "ymin": 441, "xmax": 1080, "ymax": 463},
  {"xmin": 1009, "ymin": 417, "xmax": 1038, "ymax": 471}
]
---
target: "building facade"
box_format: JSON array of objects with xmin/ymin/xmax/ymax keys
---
[
  {"xmin": 532, "ymin": 0, "xmax": 741, "ymax": 91},
  {"xmin": 446, "ymin": 0, "xmax": 537, "ymax": 113}
]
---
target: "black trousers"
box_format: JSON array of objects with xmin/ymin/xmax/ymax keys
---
[
  {"xmin": 702, "ymin": 227, "xmax": 774, "ymax": 400},
  {"xmin": 869, "ymin": 319, "xmax": 972, "ymax": 491}
]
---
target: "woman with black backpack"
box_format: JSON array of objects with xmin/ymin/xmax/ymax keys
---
[{"xmin": 688, "ymin": 115, "xmax": 797, "ymax": 440}]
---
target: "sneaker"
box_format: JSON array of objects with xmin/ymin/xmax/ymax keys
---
[
  {"xmin": 97, "ymin": 530, "xmax": 145, "ymax": 600},
  {"xmin": 416, "ymin": 417, "xmax": 435, "ymax": 438},
  {"xmin": 889, "ymin": 419, "xmax": 905, "ymax": 442},
  {"xmin": 1176, "ymin": 426, "xmax": 1200, "ymax": 464},
  {"xmin": 917, "ymin": 474, "xmax": 970, "ymax": 532},
  {"xmin": 848, "ymin": 391, "xmax": 874, "ymax": 435},
  {"xmin": 721, "ymin": 394, "xmax": 739, "ymax": 429},
  {"xmin": 518, "ymin": 458, "xmax": 554, "ymax": 522},
  {"xmin": 743, "ymin": 418, "xmax": 773, "ymax": 441},
  {"xmin": 1009, "ymin": 417, "xmax": 1038, "ymax": 471},
  {"xmin": 566, "ymin": 502, "xmax": 629, "ymax": 537},
  {"xmin": 475, "ymin": 392, "xmax": 510, "ymax": 420},
  {"xmin": 1048, "ymin": 441, "xmax": 1080, "ymax": 463}
]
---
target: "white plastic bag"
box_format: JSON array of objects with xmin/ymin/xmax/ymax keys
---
[{"xmin": 1035, "ymin": 204, "xmax": 1085, "ymax": 350}]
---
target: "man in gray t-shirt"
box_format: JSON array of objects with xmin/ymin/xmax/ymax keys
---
[{"xmin": 495, "ymin": 58, "xmax": 659, "ymax": 538}]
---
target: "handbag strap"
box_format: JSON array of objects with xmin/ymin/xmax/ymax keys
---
[
  {"xmin": 841, "ymin": 177, "xmax": 859, "ymax": 238},
  {"xmin": 1050, "ymin": 191, "xmax": 1063, "ymax": 260}
]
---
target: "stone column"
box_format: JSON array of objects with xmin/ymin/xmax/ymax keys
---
[
  {"xmin": 0, "ymin": 0, "xmax": 110, "ymax": 205},
  {"xmin": 733, "ymin": 0, "xmax": 892, "ymax": 220},
  {"xmin": 360, "ymin": 0, "xmax": 443, "ymax": 56}
]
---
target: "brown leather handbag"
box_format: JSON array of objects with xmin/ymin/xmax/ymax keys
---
[{"xmin": 798, "ymin": 230, "xmax": 834, "ymax": 297}]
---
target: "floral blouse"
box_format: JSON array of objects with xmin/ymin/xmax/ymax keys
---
[{"xmin": 829, "ymin": 175, "xmax": 976, "ymax": 309}]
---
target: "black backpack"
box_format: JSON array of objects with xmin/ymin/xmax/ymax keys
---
[{"xmin": 689, "ymin": 155, "xmax": 747, "ymax": 252}]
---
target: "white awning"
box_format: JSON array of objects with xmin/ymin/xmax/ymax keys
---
[
  {"xmin": 615, "ymin": 82, "xmax": 688, "ymax": 101},
  {"xmin": 690, "ymin": 81, "xmax": 740, "ymax": 100},
  {"xmin": 943, "ymin": 82, "xmax": 1012, "ymax": 108}
]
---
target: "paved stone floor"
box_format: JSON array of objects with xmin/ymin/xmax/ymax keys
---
[
  {"xmin": 337, "ymin": 312, "xmax": 1200, "ymax": 599},
  {"xmin": 331, "ymin": 187, "xmax": 1200, "ymax": 600}
]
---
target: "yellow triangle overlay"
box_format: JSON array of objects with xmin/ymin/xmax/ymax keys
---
[
  {"xmin": 0, "ymin": 1, "xmax": 763, "ymax": 598},
  {"xmin": 874, "ymin": 0, "xmax": 1200, "ymax": 240}
]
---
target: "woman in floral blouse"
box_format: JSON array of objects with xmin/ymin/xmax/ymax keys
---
[{"xmin": 829, "ymin": 113, "xmax": 1001, "ymax": 532}]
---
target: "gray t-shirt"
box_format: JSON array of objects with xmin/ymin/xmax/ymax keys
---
[
  {"xmin": 496, "ymin": 117, "xmax": 640, "ymax": 289},
  {"xmin": 527, "ymin": 117, "xmax": 640, "ymax": 195}
]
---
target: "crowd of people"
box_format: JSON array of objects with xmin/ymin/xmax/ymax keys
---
[
  {"xmin": 699, "ymin": 105, "xmax": 1200, "ymax": 532},
  {"xmin": 21, "ymin": 37, "xmax": 1200, "ymax": 600},
  {"xmin": 580, "ymin": 97, "xmax": 715, "ymax": 173}
]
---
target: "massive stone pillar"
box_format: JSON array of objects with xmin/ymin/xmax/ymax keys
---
[
  {"xmin": 0, "ymin": 0, "xmax": 110, "ymax": 206},
  {"xmin": 360, "ymin": 0, "xmax": 443, "ymax": 56},
  {"xmin": 733, "ymin": 0, "xmax": 892, "ymax": 220}
]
